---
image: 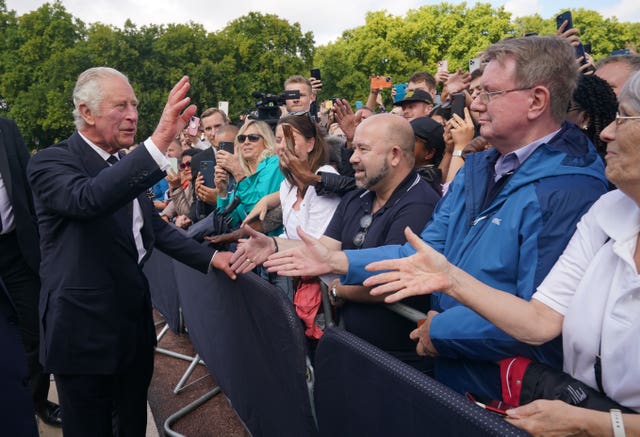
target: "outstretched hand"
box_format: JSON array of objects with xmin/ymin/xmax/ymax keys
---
[
  {"xmin": 211, "ymin": 250, "xmax": 236, "ymax": 280},
  {"xmin": 151, "ymin": 76, "xmax": 197, "ymax": 153},
  {"xmin": 230, "ymin": 226, "xmax": 274, "ymax": 274},
  {"xmin": 264, "ymin": 226, "xmax": 336, "ymax": 277},
  {"xmin": 364, "ymin": 227, "xmax": 452, "ymax": 303}
]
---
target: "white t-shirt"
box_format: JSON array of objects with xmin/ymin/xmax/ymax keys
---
[
  {"xmin": 534, "ymin": 189, "xmax": 640, "ymax": 411},
  {"xmin": 279, "ymin": 165, "xmax": 341, "ymax": 240}
]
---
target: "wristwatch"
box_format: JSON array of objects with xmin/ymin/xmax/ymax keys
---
[
  {"xmin": 328, "ymin": 283, "xmax": 343, "ymax": 306},
  {"xmin": 452, "ymin": 149, "xmax": 464, "ymax": 158}
]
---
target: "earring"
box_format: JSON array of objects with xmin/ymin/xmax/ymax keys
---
[{"xmin": 582, "ymin": 125, "xmax": 588, "ymax": 130}]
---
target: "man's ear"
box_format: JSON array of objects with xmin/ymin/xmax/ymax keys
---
[
  {"xmin": 390, "ymin": 146, "xmax": 403, "ymax": 166},
  {"xmin": 528, "ymin": 86, "xmax": 550, "ymax": 120},
  {"xmin": 78, "ymin": 103, "xmax": 96, "ymax": 126}
]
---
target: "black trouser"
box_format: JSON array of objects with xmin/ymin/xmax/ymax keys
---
[
  {"xmin": 0, "ymin": 231, "xmax": 50, "ymax": 408},
  {"xmin": 55, "ymin": 342, "xmax": 154, "ymax": 437}
]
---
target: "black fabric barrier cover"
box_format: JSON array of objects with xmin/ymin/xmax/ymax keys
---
[
  {"xmin": 315, "ymin": 327, "xmax": 531, "ymax": 437},
  {"xmin": 144, "ymin": 249, "xmax": 181, "ymax": 333},
  {"xmin": 172, "ymin": 261, "xmax": 318, "ymax": 437}
]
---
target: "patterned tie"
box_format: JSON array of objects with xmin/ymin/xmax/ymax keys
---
[{"xmin": 106, "ymin": 155, "xmax": 118, "ymax": 165}]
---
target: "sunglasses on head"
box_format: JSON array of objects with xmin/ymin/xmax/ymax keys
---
[
  {"xmin": 179, "ymin": 161, "xmax": 191, "ymax": 170},
  {"xmin": 237, "ymin": 133, "xmax": 262, "ymax": 143},
  {"xmin": 287, "ymin": 110, "xmax": 317, "ymax": 135}
]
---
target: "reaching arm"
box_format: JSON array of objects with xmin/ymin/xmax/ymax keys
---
[{"xmin": 365, "ymin": 227, "xmax": 564, "ymax": 345}]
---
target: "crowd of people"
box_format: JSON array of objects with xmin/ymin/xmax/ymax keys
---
[{"xmin": 2, "ymin": 26, "xmax": 640, "ymax": 437}]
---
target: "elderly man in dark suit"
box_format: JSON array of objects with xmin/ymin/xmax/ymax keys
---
[
  {"xmin": 27, "ymin": 67, "xmax": 235, "ymax": 436},
  {"xmin": 0, "ymin": 116, "xmax": 62, "ymax": 426}
]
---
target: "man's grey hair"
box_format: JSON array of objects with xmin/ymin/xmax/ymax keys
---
[
  {"xmin": 72, "ymin": 67, "xmax": 131, "ymax": 130},
  {"xmin": 620, "ymin": 70, "xmax": 640, "ymax": 114},
  {"xmin": 482, "ymin": 36, "xmax": 578, "ymax": 123}
]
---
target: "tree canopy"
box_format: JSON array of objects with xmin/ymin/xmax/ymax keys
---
[{"xmin": 0, "ymin": 0, "xmax": 637, "ymax": 149}]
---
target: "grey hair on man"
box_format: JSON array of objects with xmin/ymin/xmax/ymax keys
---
[{"xmin": 72, "ymin": 67, "xmax": 131, "ymax": 130}]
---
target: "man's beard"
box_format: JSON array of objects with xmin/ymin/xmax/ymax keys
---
[{"xmin": 355, "ymin": 159, "xmax": 389, "ymax": 189}]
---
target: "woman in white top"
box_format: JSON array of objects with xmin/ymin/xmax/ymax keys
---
[
  {"xmin": 234, "ymin": 112, "xmax": 341, "ymax": 298},
  {"xmin": 363, "ymin": 71, "xmax": 640, "ymax": 436}
]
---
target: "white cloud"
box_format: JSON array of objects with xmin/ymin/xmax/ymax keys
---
[
  {"xmin": 601, "ymin": 0, "xmax": 640, "ymax": 23},
  {"xmin": 503, "ymin": 0, "xmax": 541, "ymax": 18}
]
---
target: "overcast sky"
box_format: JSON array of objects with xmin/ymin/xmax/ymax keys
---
[{"xmin": 6, "ymin": 0, "xmax": 639, "ymax": 45}]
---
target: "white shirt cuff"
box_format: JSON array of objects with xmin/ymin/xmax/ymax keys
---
[{"xmin": 144, "ymin": 137, "xmax": 171, "ymax": 171}]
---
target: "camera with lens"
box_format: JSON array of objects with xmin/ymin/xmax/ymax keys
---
[{"xmin": 249, "ymin": 90, "xmax": 300, "ymax": 126}]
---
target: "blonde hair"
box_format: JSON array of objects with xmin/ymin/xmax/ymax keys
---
[{"xmin": 236, "ymin": 120, "xmax": 277, "ymax": 174}]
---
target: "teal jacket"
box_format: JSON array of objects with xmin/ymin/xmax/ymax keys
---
[{"xmin": 217, "ymin": 154, "xmax": 284, "ymax": 235}]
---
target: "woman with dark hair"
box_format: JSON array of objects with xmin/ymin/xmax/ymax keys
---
[
  {"xmin": 233, "ymin": 112, "xmax": 341, "ymax": 300},
  {"xmin": 567, "ymin": 74, "xmax": 617, "ymax": 160}
]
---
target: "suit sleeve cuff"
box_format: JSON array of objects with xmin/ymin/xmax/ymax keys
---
[{"xmin": 144, "ymin": 137, "xmax": 171, "ymax": 171}]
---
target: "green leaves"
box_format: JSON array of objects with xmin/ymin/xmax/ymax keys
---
[{"xmin": 0, "ymin": 1, "xmax": 638, "ymax": 150}]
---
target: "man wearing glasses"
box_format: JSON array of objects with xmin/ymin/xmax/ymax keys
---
[{"xmin": 266, "ymin": 36, "xmax": 608, "ymax": 399}]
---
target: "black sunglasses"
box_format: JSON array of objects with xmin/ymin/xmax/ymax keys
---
[
  {"xmin": 237, "ymin": 133, "xmax": 262, "ymax": 143},
  {"xmin": 352, "ymin": 214, "xmax": 373, "ymax": 248},
  {"xmin": 179, "ymin": 161, "xmax": 191, "ymax": 169}
]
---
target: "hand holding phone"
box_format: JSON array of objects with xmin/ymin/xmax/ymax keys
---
[{"xmin": 556, "ymin": 11, "xmax": 589, "ymax": 68}]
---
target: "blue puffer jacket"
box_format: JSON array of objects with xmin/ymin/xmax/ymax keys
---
[{"xmin": 344, "ymin": 122, "xmax": 608, "ymax": 399}]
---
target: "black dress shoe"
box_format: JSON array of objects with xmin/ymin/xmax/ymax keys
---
[{"xmin": 36, "ymin": 400, "xmax": 63, "ymax": 427}]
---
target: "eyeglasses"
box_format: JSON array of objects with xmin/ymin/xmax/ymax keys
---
[
  {"xmin": 352, "ymin": 214, "xmax": 373, "ymax": 248},
  {"xmin": 475, "ymin": 87, "xmax": 532, "ymax": 105},
  {"xmin": 179, "ymin": 161, "xmax": 191, "ymax": 170},
  {"xmin": 615, "ymin": 112, "xmax": 640, "ymax": 126},
  {"xmin": 237, "ymin": 133, "xmax": 262, "ymax": 143}
]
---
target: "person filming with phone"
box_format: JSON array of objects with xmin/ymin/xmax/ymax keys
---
[
  {"xmin": 365, "ymin": 70, "xmax": 640, "ymax": 437},
  {"xmin": 214, "ymin": 119, "xmax": 284, "ymax": 232}
]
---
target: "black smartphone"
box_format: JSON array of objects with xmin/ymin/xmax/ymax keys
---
[
  {"xmin": 311, "ymin": 68, "xmax": 321, "ymax": 81},
  {"xmin": 218, "ymin": 141, "xmax": 234, "ymax": 154},
  {"xmin": 199, "ymin": 160, "xmax": 215, "ymax": 188},
  {"xmin": 556, "ymin": 11, "xmax": 588, "ymax": 67},
  {"xmin": 556, "ymin": 10, "xmax": 573, "ymax": 29},
  {"xmin": 466, "ymin": 392, "xmax": 514, "ymax": 417},
  {"xmin": 451, "ymin": 93, "xmax": 466, "ymax": 118}
]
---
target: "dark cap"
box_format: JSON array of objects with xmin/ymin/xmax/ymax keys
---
[
  {"xmin": 394, "ymin": 89, "xmax": 434, "ymax": 106},
  {"xmin": 410, "ymin": 116, "xmax": 445, "ymax": 156}
]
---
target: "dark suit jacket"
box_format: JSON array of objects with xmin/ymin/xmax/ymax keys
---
[
  {"xmin": 27, "ymin": 132, "xmax": 216, "ymax": 374},
  {"xmin": 189, "ymin": 147, "xmax": 216, "ymax": 219},
  {"xmin": 0, "ymin": 118, "xmax": 40, "ymax": 272},
  {"xmin": 0, "ymin": 279, "xmax": 38, "ymax": 436}
]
